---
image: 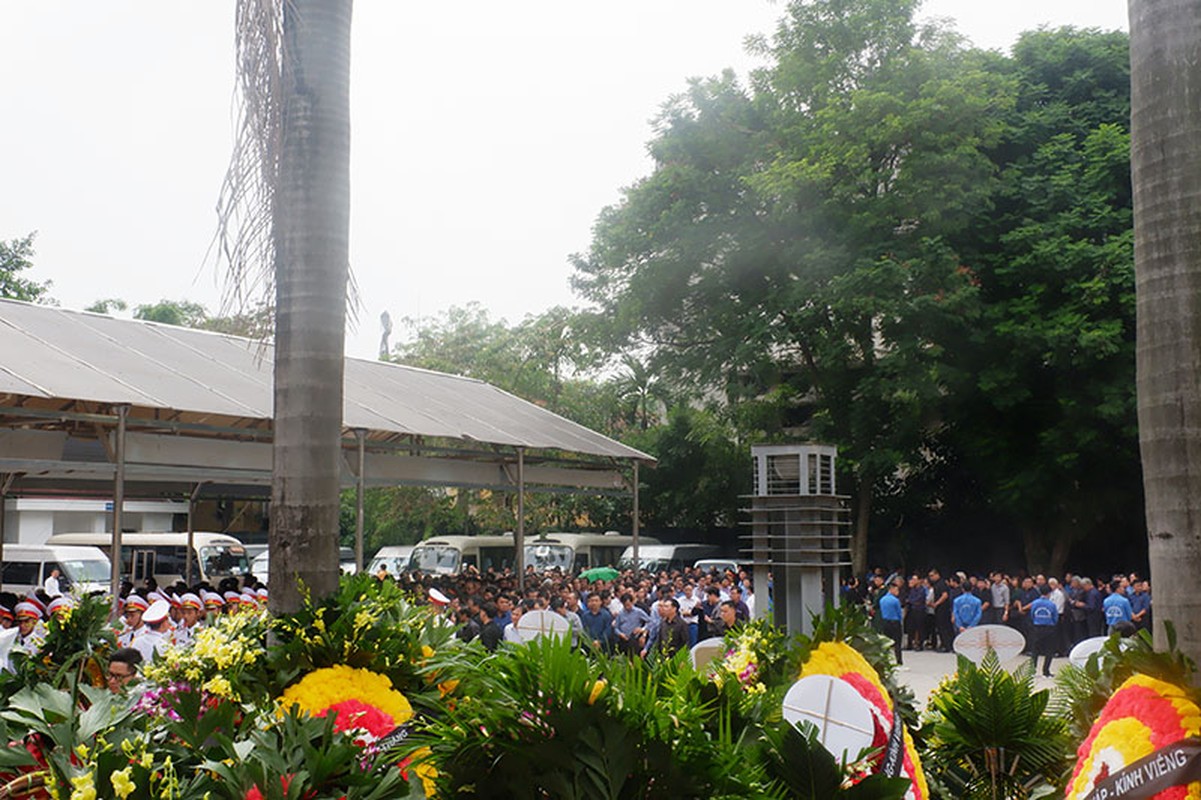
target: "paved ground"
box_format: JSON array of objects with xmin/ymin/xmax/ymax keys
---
[{"xmin": 893, "ymin": 648, "xmax": 1066, "ymax": 709}]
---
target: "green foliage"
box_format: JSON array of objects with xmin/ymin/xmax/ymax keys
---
[
  {"xmin": 0, "ymin": 233, "xmax": 53, "ymax": 302},
  {"xmin": 134, "ymin": 298, "xmax": 210, "ymax": 327},
  {"xmin": 338, "ymin": 486, "xmax": 467, "ymax": 551},
  {"xmin": 0, "ymin": 593, "xmax": 115, "ymax": 702},
  {"xmin": 186, "ymin": 705, "xmax": 411, "ymax": 800},
  {"xmin": 1051, "ymin": 621, "xmax": 1197, "ymax": 749},
  {"xmin": 623, "ymin": 406, "xmax": 749, "ymax": 529},
  {"xmin": 946, "ymin": 34, "xmax": 1138, "ymax": 568},
  {"xmin": 759, "ymin": 721, "xmax": 910, "ymax": 800},
  {"xmin": 265, "ymin": 574, "xmax": 456, "ymax": 701},
  {"xmin": 405, "ymin": 638, "xmax": 756, "ymax": 798},
  {"xmin": 84, "ymin": 297, "xmax": 127, "ymax": 314},
  {"xmin": 921, "ymin": 653, "xmax": 1071, "ymax": 800}
]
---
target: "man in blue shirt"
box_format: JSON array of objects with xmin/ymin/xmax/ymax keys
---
[
  {"xmin": 1130, "ymin": 579, "xmax": 1152, "ymax": 632},
  {"xmin": 1029, "ymin": 584, "xmax": 1059, "ymax": 677},
  {"xmin": 879, "ymin": 579, "xmax": 904, "ymax": 666},
  {"xmin": 1103, "ymin": 581, "xmax": 1134, "ymax": 632},
  {"xmin": 613, "ymin": 593, "xmax": 650, "ymax": 657},
  {"xmin": 952, "ymin": 580, "xmax": 983, "ymax": 634},
  {"xmin": 580, "ymin": 591, "xmax": 615, "ymax": 653}
]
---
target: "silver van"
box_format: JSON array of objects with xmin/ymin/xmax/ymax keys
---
[{"xmin": 0, "ymin": 544, "xmax": 111, "ymax": 596}]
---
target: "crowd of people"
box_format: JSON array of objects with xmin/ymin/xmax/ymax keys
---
[
  {"xmin": 0, "ymin": 558, "xmax": 1154, "ymax": 692},
  {"xmin": 384, "ymin": 564, "xmax": 757, "ymax": 660},
  {"xmin": 848, "ymin": 568, "xmax": 1152, "ymax": 675}
]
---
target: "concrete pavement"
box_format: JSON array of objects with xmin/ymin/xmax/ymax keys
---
[{"xmin": 891, "ymin": 648, "xmax": 1065, "ymax": 710}]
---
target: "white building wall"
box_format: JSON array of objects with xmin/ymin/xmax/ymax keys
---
[{"xmin": 2, "ymin": 498, "xmax": 187, "ymax": 545}]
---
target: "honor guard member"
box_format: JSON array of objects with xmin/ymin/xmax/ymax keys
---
[
  {"xmin": 202, "ymin": 590, "xmax": 225, "ymax": 617},
  {"xmin": 135, "ymin": 600, "xmax": 174, "ymax": 663},
  {"xmin": 46, "ymin": 597, "xmax": 73, "ymax": 622},
  {"xmin": 223, "ymin": 591, "xmax": 242, "ymax": 613},
  {"xmin": 14, "ymin": 602, "xmax": 46, "ymax": 657},
  {"xmin": 0, "ymin": 604, "xmax": 14, "ymax": 629},
  {"xmin": 118, "ymin": 595, "xmax": 149, "ymax": 647},
  {"xmin": 1029, "ymin": 584, "xmax": 1059, "ymax": 677},
  {"xmin": 176, "ymin": 593, "xmax": 205, "ymax": 648}
]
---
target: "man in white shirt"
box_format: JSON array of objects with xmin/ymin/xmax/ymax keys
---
[{"xmin": 43, "ymin": 569, "xmax": 62, "ymax": 598}]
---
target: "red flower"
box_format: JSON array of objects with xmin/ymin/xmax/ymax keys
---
[{"xmin": 314, "ymin": 699, "xmax": 397, "ymax": 739}]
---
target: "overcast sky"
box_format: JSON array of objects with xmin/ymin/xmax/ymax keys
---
[{"xmin": 0, "ymin": 1, "xmax": 1128, "ymax": 359}]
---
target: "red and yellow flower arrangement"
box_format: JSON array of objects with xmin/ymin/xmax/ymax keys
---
[
  {"xmin": 800, "ymin": 641, "xmax": 928, "ymax": 800},
  {"xmin": 279, "ymin": 665, "xmax": 413, "ymax": 745},
  {"xmin": 1067, "ymin": 673, "xmax": 1201, "ymax": 800}
]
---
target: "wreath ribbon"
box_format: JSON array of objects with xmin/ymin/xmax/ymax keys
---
[{"xmin": 1084, "ymin": 738, "xmax": 1201, "ymax": 800}]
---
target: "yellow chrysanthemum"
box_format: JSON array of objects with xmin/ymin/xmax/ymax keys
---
[
  {"xmin": 280, "ymin": 665, "xmax": 413, "ymax": 726},
  {"xmin": 1070, "ymin": 717, "xmax": 1153, "ymax": 798},
  {"xmin": 409, "ymin": 746, "xmax": 438, "ymax": 797},
  {"xmin": 801, "ymin": 641, "xmax": 890, "ymax": 699}
]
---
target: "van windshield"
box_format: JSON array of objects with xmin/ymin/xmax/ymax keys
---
[
  {"xmin": 200, "ymin": 545, "xmax": 251, "ymax": 578},
  {"xmin": 525, "ymin": 544, "xmax": 573, "ymax": 572},
  {"xmin": 60, "ymin": 559, "xmax": 110, "ymax": 583},
  {"xmin": 409, "ymin": 545, "xmax": 461, "ymax": 574}
]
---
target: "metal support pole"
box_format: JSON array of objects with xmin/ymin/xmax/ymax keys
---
[
  {"xmin": 516, "ymin": 448, "xmax": 525, "ymax": 592},
  {"xmin": 0, "ymin": 473, "xmax": 13, "ymax": 592},
  {"xmin": 110, "ymin": 404, "xmax": 129, "ymax": 614},
  {"xmin": 355, "ymin": 428, "xmax": 366, "ymax": 573},
  {"xmin": 186, "ymin": 482, "xmax": 203, "ymax": 586},
  {"xmin": 632, "ymin": 461, "xmax": 640, "ymax": 570}
]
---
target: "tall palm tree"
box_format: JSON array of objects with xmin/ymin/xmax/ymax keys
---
[
  {"xmin": 222, "ymin": 0, "xmax": 352, "ymax": 612},
  {"xmin": 1130, "ymin": 0, "xmax": 1201, "ymax": 659}
]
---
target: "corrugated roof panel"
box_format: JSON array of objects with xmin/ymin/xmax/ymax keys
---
[
  {"xmin": 0, "ymin": 308, "xmax": 162, "ymax": 405},
  {"xmin": 65, "ymin": 312, "xmax": 271, "ymax": 417},
  {"xmin": 0, "ymin": 300, "xmax": 653, "ymax": 463}
]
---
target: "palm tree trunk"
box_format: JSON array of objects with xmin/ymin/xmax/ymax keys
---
[
  {"xmin": 1130, "ymin": 0, "xmax": 1201, "ymax": 657},
  {"xmin": 270, "ymin": 0, "xmax": 353, "ymax": 613}
]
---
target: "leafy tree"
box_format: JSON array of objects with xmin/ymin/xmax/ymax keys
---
[
  {"xmin": 940, "ymin": 28, "xmax": 1136, "ymax": 574},
  {"xmin": 624, "ymin": 406, "xmax": 748, "ymax": 531},
  {"xmin": 572, "ymin": 1, "xmax": 1008, "ymax": 571},
  {"xmin": 134, "ymin": 298, "xmax": 210, "ymax": 327},
  {"xmin": 338, "ymin": 486, "xmax": 468, "ymax": 551},
  {"xmin": 84, "ymin": 298, "xmax": 127, "ymax": 315},
  {"xmin": 0, "ymin": 233, "xmax": 53, "ymax": 302}
]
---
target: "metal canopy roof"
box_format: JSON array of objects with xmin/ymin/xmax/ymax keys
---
[{"xmin": 0, "ymin": 299, "xmax": 653, "ymax": 498}]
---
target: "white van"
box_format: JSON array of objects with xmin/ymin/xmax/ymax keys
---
[
  {"xmin": 1, "ymin": 544, "xmax": 112, "ymax": 596},
  {"xmin": 252, "ymin": 547, "xmax": 356, "ymax": 584},
  {"xmin": 367, "ymin": 545, "xmax": 415, "ymax": 576},
  {"xmin": 617, "ymin": 543, "xmax": 724, "ymax": 573}
]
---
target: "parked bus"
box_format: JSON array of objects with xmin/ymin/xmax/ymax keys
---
[
  {"xmin": 525, "ymin": 532, "xmax": 660, "ymax": 572},
  {"xmin": 407, "ymin": 535, "xmax": 516, "ymax": 575},
  {"xmin": 406, "ymin": 532, "xmax": 661, "ymax": 575},
  {"xmin": 45, "ymin": 532, "xmax": 251, "ymax": 586}
]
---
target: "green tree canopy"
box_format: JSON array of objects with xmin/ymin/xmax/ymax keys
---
[{"xmin": 0, "ymin": 233, "xmax": 53, "ymax": 303}]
